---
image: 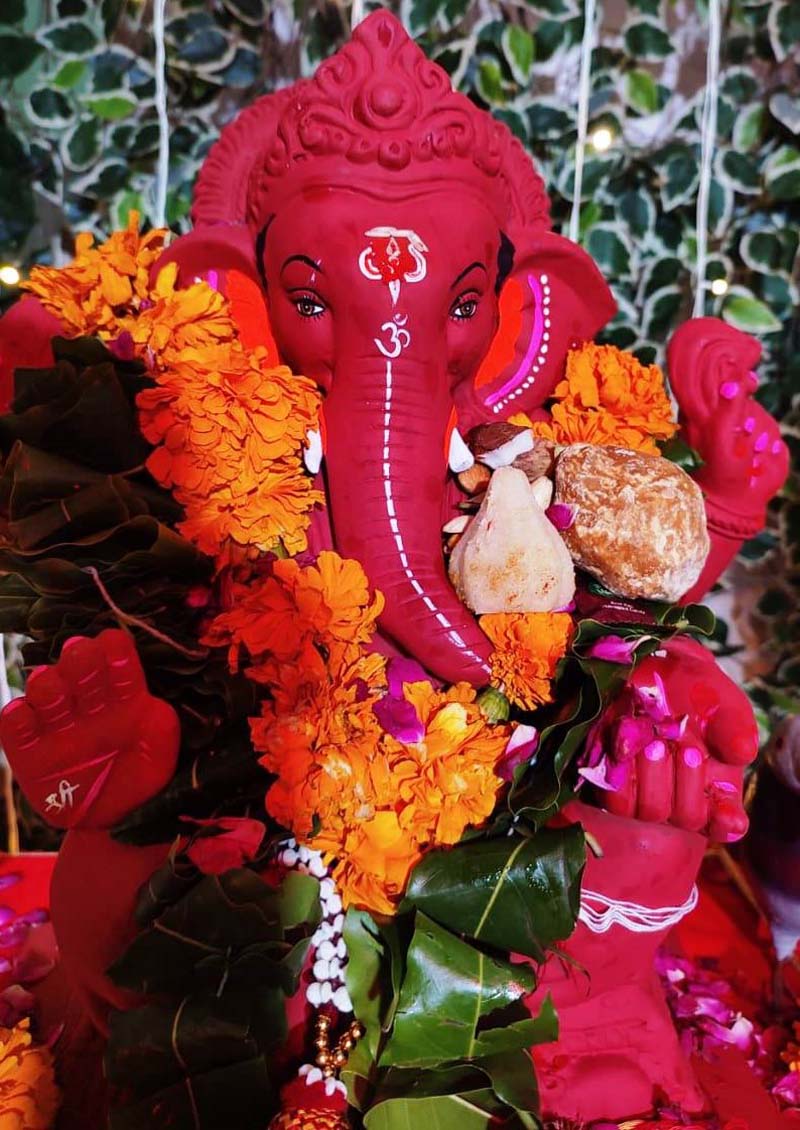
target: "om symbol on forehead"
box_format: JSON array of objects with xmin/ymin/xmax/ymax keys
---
[{"xmin": 358, "ymin": 226, "xmax": 428, "ymax": 306}]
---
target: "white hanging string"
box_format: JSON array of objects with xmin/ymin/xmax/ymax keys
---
[
  {"xmin": 579, "ymin": 883, "xmax": 699, "ymax": 934},
  {"xmin": 568, "ymin": 0, "xmax": 598, "ymax": 244},
  {"xmin": 692, "ymin": 0, "xmax": 723, "ymax": 317},
  {"xmin": 351, "ymin": 0, "xmax": 365, "ymax": 30},
  {"xmin": 153, "ymin": 0, "xmax": 170, "ymax": 229}
]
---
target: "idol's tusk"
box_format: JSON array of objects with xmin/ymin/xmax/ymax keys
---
[{"xmin": 448, "ymin": 428, "xmax": 475, "ymax": 474}]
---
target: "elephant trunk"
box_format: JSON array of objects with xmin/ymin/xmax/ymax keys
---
[{"xmin": 323, "ymin": 355, "xmax": 492, "ymax": 686}]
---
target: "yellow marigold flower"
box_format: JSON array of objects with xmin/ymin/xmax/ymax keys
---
[
  {"xmin": 510, "ymin": 342, "xmax": 677, "ymax": 455},
  {"xmin": 480, "ymin": 611, "xmax": 573, "ymax": 711},
  {"xmin": 0, "ymin": 1019, "xmax": 60, "ymax": 1129}
]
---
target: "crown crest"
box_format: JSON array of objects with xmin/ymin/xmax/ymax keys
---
[{"xmin": 193, "ymin": 12, "xmax": 550, "ymax": 241}]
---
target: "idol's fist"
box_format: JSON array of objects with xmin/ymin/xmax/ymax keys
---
[{"xmin": 0, "ymin": 630, "xmax": 180, "ymax": 830}]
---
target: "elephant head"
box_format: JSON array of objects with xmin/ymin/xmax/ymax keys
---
[{"xmin": 160, "ymin": 12, "xmax": 615, "ymax": 686}]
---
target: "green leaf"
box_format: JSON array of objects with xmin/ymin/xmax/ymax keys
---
[
  {"xmin": 61, "ymin": 116, "xmax": 100, "ymax": 170},
  {"xmin": 741, "ymin": 228, "xmax": 798, "ymax": 274},
  {"xmin": 722, "ymin": 292, "xmax": 782, "ymax": 334},
  {"xmin": 39, "ymin": 18, "xmax": 97, "ymax": 54},
  {"xmin": 0, "ymin": 0, "xmax": 26, "ymax": 24},
  {"xmin": 80, "ymin": 90, "xmax": 137, "ymax": 119},
  {"xmin": 625, "ymin": 68, "xmax": 659, "ymax": 114},
  {"xmin": 476, "ymin": 58, "xmax": 506, "ymax": 106},
  {"xmin": 659, "ymin": 435, "xmax": 704, "ymax": 472},
  {"xmin": 768, "ymin": 0, "xmax": 800, "ymax": 62},
  {"xmin": 733, "ymin": 103, "xmax": 765, "ymax": 150},
  {"xmin": 660, "ymin": 147, "xmax": 700, "ymax": 210},
  {"xmin": 642, "ymin": 285, "xmax": 682, "ymax": 340},
  {"xmin": 770, "ymin": 91, "xmax": 800, "ymax": 134},
  {"xmin": 586, "ymin": 223, "xmax": 632, "ymax": 277},
  {"xmin": 720, "ymin": 66, "xmax": 759, "ymax": 103},
  {"xmin": 380, "ymin": 914, "xmax": 537, "ymax": 1069},
  {"xmin": 53, "ymin": 57, "xmax": 86, "ymax": 88},
  {"xmin": 0, "ymin": 34, "xmax": 43, "ymax": 79},
  {"xmin": 718, "ymin": 149, "xmax": 760, "ymax": 194},
  {"xmin": 405, "ymin": 827, "xmax": 584, "ymax": 962},
  {"xmin": 527, "ymin": 99, "xmax": 573, "ymax": 139},
  {"xmin": 619, "ymin": 187, "xmax": 655, "ymax": 240},
  {"xmin": 502, "ymin": 25, "xmax": 535, "ymax": 84},
  {"xmin": 218, "ymin": 45, "xmax": 261, "ymax": 88},
  {"xmin": 764, "ymin": 145, "xmax": 800, "ymax": 201},
  {"xmin": 364, "ymin": 1090, "xmax": 514, "ymax": 1130},
  {"xmin": 623, "ymin": 19, "xmax": 673, "ymax": 59},
  {"xmin": 176, "ymin": 26, "xmax": 236, "ymax": 71},
  {"xmin": 27, "ymin": 86, "xmax": 73, "ymax": 126}
]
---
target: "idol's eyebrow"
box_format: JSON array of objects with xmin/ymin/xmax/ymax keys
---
[
  {"xmin": 281, "ymin": 254, "xmax": 324, "ymax": 273},
  {"xmin": 451, "ymin": 261, "xmax": 487, "ymax": 288}
]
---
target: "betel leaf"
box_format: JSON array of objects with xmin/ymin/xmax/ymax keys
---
[
  {"xmin": 379, "ymin": 913, "xmax": 539, "ymax": 1069},
  {"xmin": 405, "ymin": 827, "xmax": 584, "ymax": 962},
  {"xmin": 660, "ymin": 434, "xmax": 704, "ymax": 473},
  {"xmin": 364, "ymin": 1089, "xmax": 519, "ymax": 1130},
  {"xmin": 502, "ymin": 24, "xmax": 535, "ymax": 84},
  {"xmin": 723, "ymin": 292, "xmax": 782, "ymax": 334}
]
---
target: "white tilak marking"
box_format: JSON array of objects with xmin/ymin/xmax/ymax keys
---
[{"xmin": 381, "ymin": 358, "xmax": 489, "ymax": 672}]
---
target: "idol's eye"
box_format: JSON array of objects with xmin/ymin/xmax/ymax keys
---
[
  {"xmin": 292, "ymin": 292, "xmax": 326, "ymax": 318},
  {"xmin": 450, "ymin": 293, "xmax": 480, "ymax": 320}
]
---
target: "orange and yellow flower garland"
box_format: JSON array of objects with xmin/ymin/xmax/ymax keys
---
[
  {"xmin": 0, "ymin": 1019, "xmax": 60, "ymax": 1130},
  {"xmin": 24, "ymin": 212, "xmax": 322, "ymax": 562}
]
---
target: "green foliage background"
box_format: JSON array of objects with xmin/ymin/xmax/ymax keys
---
[{"xmin": 0, "ymin": 0, "xmax": 798, "ymax": 716}]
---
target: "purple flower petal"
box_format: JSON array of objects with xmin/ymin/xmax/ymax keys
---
[
  {"xmin": 499, "ymin": 724, "xmax": 538, "ymax": 781},
  {"xmin": 578, "ymin": 757, "xmax": 618, "ymax": 792},
  {"xmin": 387, "ymin": 657, "xmax": 430, "ymax": 698},
  {"xmin": 545, "ymin": 503, "xmax": 575, "ymax": 530},
  {"xmin": 373, "ymin": 694, "xmax": 425, "ymax": 744},
  {"xmin": 633, "ymin": 670, "xmax": 670, "ymax": 720},
  {"xmin": 586, "ymin": 634, "xmax": 653, "ymax": 663}
]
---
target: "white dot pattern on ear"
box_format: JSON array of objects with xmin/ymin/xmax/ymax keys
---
[{"xmin": 491, "ymin": 274, "xmax": 552, "ymax": 415}]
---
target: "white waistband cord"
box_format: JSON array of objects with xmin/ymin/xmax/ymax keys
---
[{"xmin": 578, "ymin": 884, "xmax": 699, "ymax": 934}]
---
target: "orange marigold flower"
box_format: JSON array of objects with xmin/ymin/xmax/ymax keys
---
[
  {"xmin": 253, "ymin": 672, "xmax": 509, "ymax": 916},
  {"xmin": 24, "ymin": 210, "xmax": 166, "ymax": 339},
  {"xmin": 510, "ymin": 342, "xmax": 677, "ymax": 455},
  {"xmin": 481, "ymin": 611, "xmax": 573, "ymax": 711},
  {"xmin": 0, "ymin": 1019, "xmax": 60, "ymax": 1129},
  {"xmin": 204, "ymin": 552, "xmax": 384, "ymax": 675}
]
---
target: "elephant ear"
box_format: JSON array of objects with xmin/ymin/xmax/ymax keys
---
[
  {"xmin": 153, "ymin": 224, "xmax": 279, "ymax": 360},
  {"xmin": 461, "ymin": 231, "xmax": 616, "ymax": 426}
]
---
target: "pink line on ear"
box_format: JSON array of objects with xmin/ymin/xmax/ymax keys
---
[{"xmin": 484, "ymin": 273, "xmax": 544, "ymax": 409}]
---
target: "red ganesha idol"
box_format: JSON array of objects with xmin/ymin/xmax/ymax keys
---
[{"xmin": 0, "ymin": 11, "xmax": 789, "ymax": 1130}]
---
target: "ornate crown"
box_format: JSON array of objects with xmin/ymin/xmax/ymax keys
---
[{"xmin": 193, "ymin": 12, "xmax": 551, "ymax": 242}]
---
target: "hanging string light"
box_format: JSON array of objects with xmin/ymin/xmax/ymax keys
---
[
  {"xmin": 693, "ymin": 0, "xmax": 724, "ymax": 317},
  {"xmin": 568, "ymin": 0, "xmax": 599, "ymax": 243},
  {"xmin": 153, "ymin": 0, "xmax": 170, "ymax": 229}
]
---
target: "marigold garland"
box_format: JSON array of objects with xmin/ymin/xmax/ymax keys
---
[
  {"xmin": 206, "ymin": 551, "xmax": 510, "ymax": 916},
  {"xmin": 511, "ymin": 341, "xmax": 678, "ymax": 455},
  {"xmin": 0, "ymin": 1019, "xmax": 60, "ymax": 1130},
  {"xmin": 23, "ymin": 212, "xmax": 323, "ymax": 562},
  {"xmin": 480, "ymin": 611, "xmax": 573, "ymax": 711}
]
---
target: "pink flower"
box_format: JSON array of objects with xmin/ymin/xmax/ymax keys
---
[
  {"xmin": 498, "ymin": 724, "xmax": 538, "ymax": 781},
  {"xmin": 612, "ymin": 714, "xmax": 656, "ymax": 761},
  {"xmin": 386, "ymin": 657, "xmax": 429, "ymax": 697},
  {"xmin": 773, "ymin": 1072, "xmax": 800, "ymax": 1105},
  {"xmin": 586, "ymin": 633, "xmax": 653, "ymax": 663},
  {"xmin": 545, "ymin": 502, "xmax": 575, "ymax": 530}
]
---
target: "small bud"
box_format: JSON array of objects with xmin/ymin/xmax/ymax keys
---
[{"xmin": 476, "ymin": 686, "xmax": 510, "ymax": 724}]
